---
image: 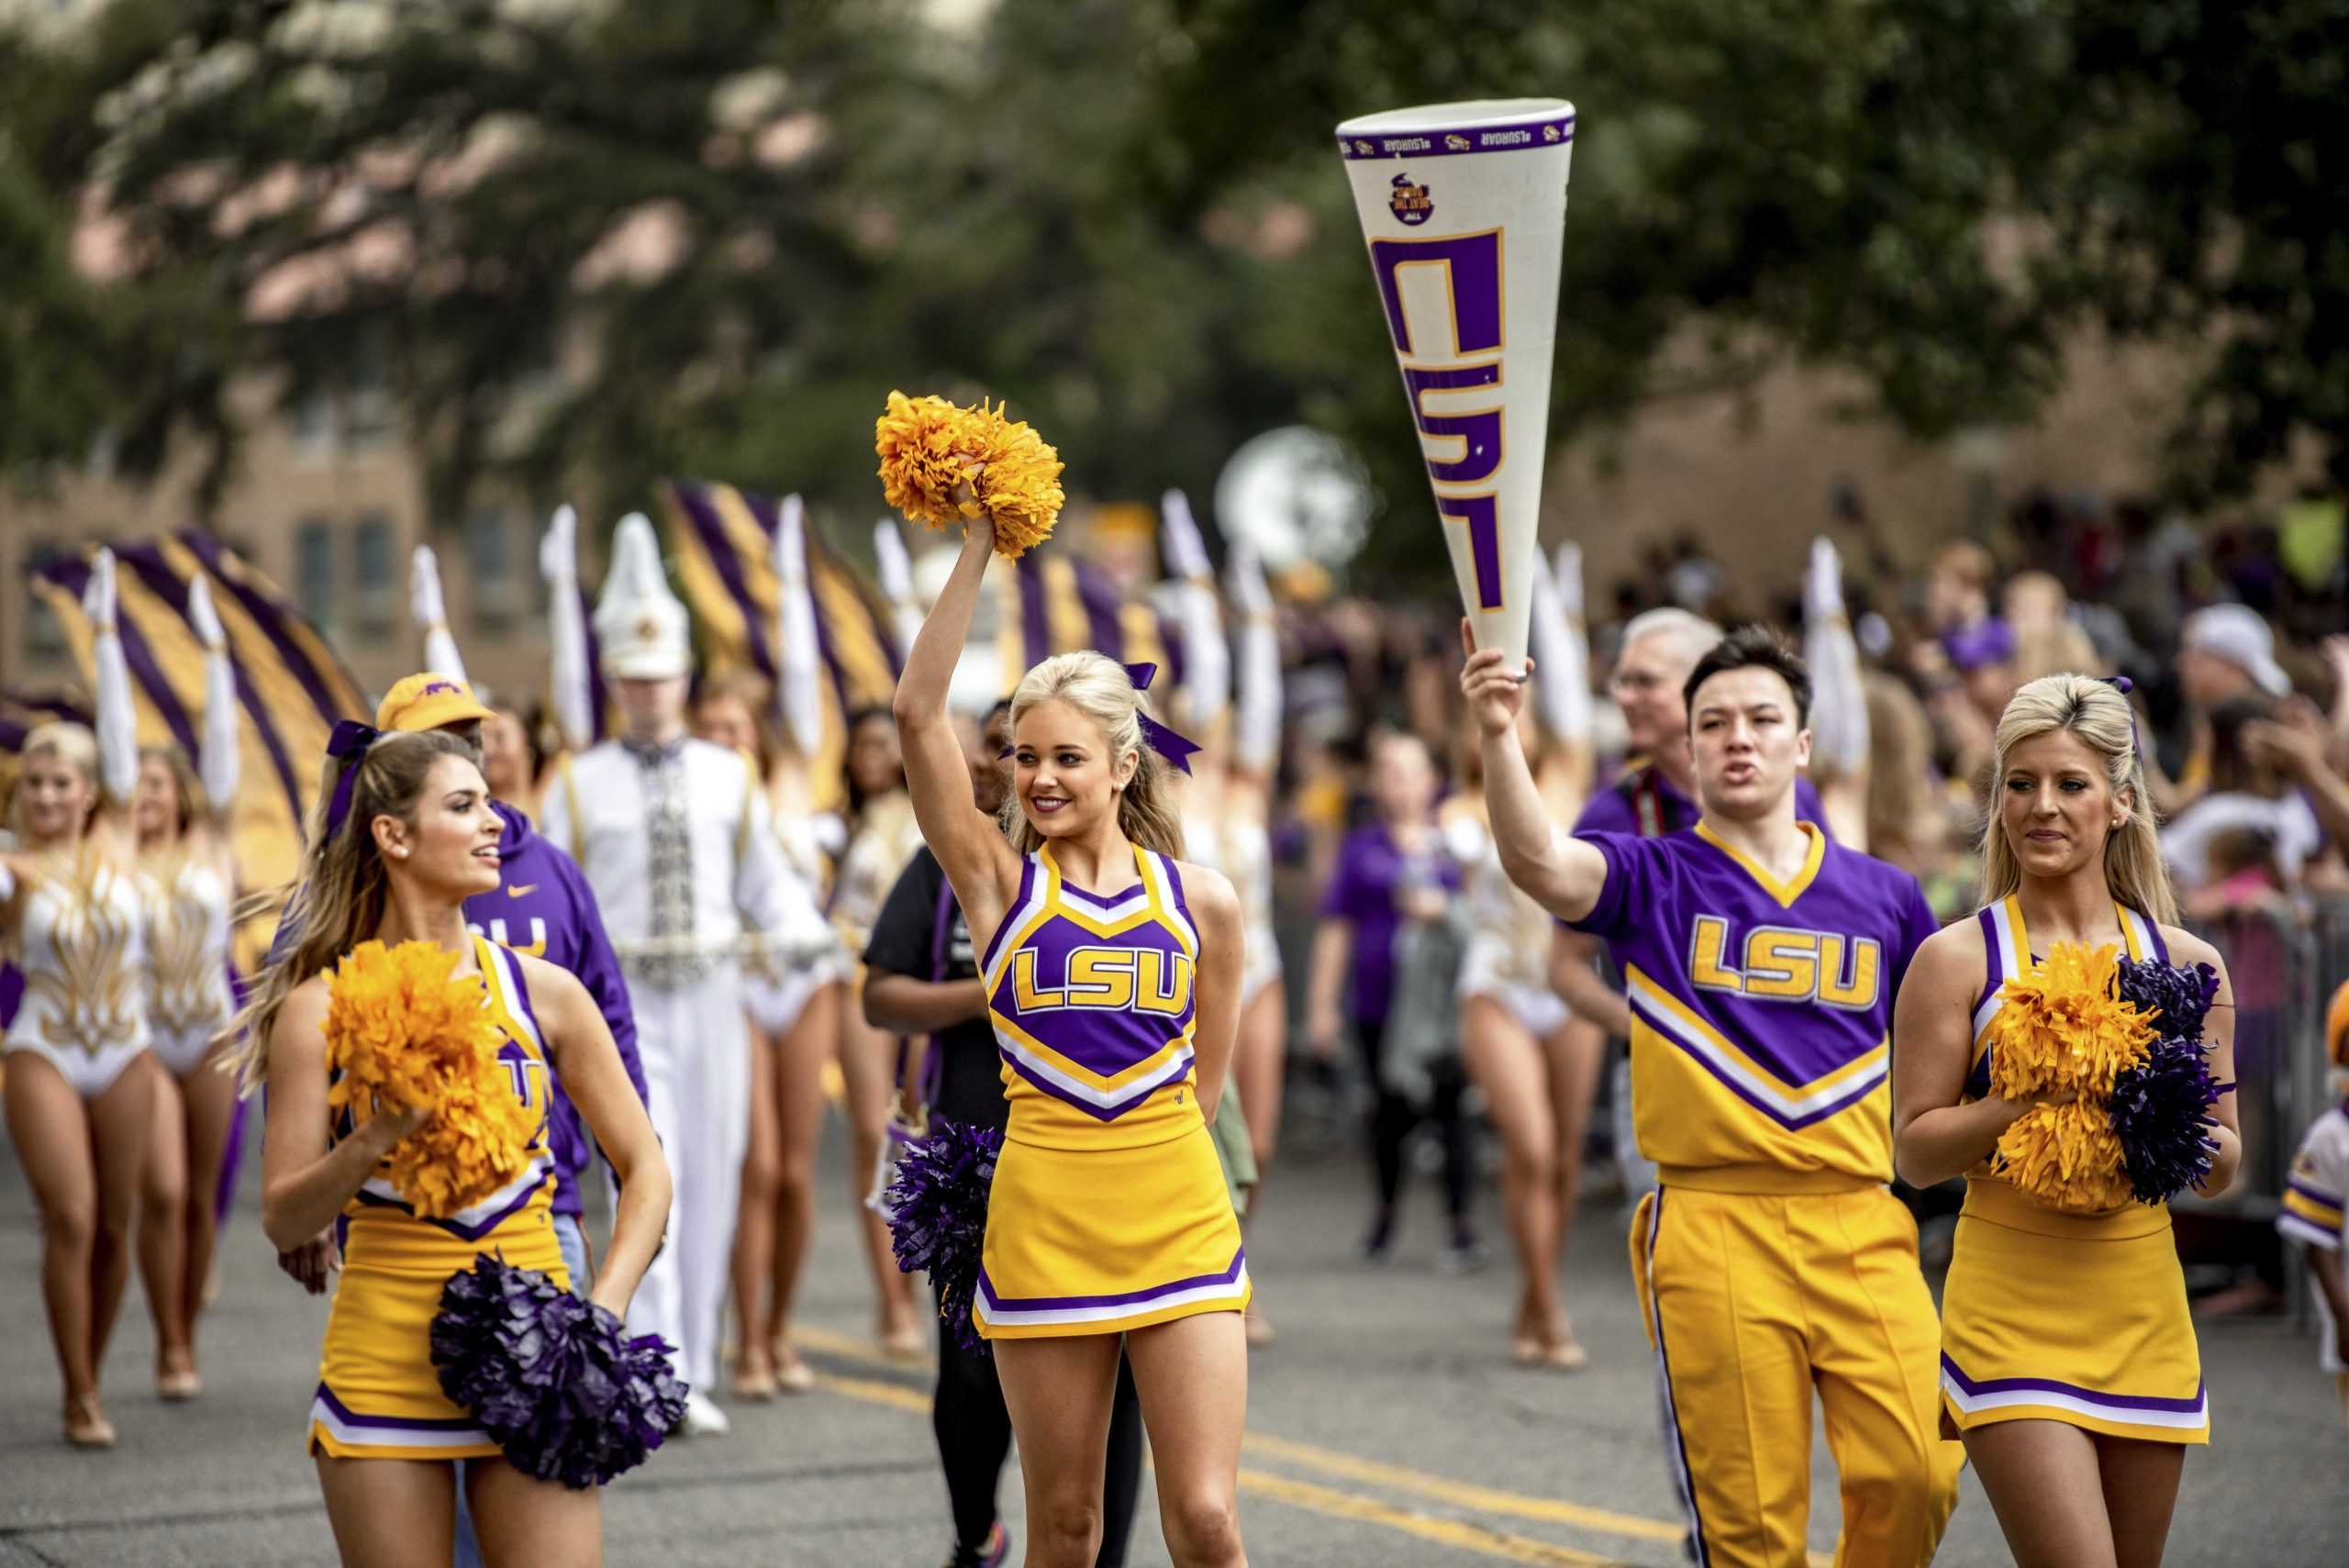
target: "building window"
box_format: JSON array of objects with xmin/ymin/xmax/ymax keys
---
[
  {"xmin": 352, "ymin": 514, "xmax": 396, "ymax": 644},
  {"xmin": 22, "ymin": 538, "xmax": 71, "ymax": 663},
  {"xmin": 295, "ymin": 520, "xmax": 338, "ymax": 636},
  {"xmin": 467, "ymin": 507, "xmax": 516, "ymax": 634}
]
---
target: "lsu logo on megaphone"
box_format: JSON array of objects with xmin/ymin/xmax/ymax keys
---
[
  {"xmin": 1388, "ymin": 173, "xmax": 1432, "ymax": 227},
  {"xmin": 1365, "ymin": 195, "xmax": 1506, "ymax": 613}
]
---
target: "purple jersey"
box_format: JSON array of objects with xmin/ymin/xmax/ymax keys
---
[
  {"xmin": 1319, "ymin": 820, "xmax": 1462, "ymax": 1025},
  {"xmin": 1575, "ymin": 760, "xmax": 1833, "ymax": 840},
  {"xmin": 983, "ymin": 844, "xmax": 1202, "ymax": 1151},
  {"xmin": 462, "ymin": 802, "xmax": 647, "ymax": 1218},
  {"xmin": 1570, "ymin": 823, "xmax": 1938, "ymax": 1183}
]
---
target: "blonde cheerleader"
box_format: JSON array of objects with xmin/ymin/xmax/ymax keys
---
[
  {"xmin": 893, "ymin": 473, "xmax": 1251, "ymax": 1568},
  {"xmin": 241, "ymin": 728, "xmax": 669, "ymax": 1567},
  {"xmin": 1896, "ymin": 674, "xmax": 2241, "ymax": 1568}
]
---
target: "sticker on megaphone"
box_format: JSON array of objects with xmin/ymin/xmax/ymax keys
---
[{"xmin": 1335, "ymin": 98, "xmax": 1575, "ymax": 676}]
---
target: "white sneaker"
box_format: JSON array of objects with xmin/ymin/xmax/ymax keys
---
[{"xmin": 681, "ymin": 1390, "xmax": 731, "ymax": 1438}]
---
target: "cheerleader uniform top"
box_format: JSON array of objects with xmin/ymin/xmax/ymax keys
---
[
  {"xmin": 1938, "ymin": 894, "xmax": 2210, "ymax": 1443},
  {"xmin": 307, "ymin": 935, "xmax": 566, "ymax": 1461},
  {"xmin": 3, "ymin": 856, "xmax": 150, "ymax": 1099},
  {"xmin": 1965, "ymin": 895, "xmax": 2170, "ymax": 1193},
  {"xmin": 144, "ymin": 851, "xmax": 235, "ymax": 1075},
  {"xmin": 983, "ymin": 842, "xmax": 1203, "ymax": 1150}
]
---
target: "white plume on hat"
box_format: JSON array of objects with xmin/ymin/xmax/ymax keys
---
[{"xmin": 594, "ymin": 512, "xmax": 691, "ymax": 680}]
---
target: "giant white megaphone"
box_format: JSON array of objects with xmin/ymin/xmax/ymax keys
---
[{"xmin": 1335, "ymin": 98, "xmax": 1575, "ymax": 675}]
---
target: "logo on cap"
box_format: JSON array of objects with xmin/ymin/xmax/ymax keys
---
[{"xmin": 1389, "ymin": 172, "xmax": 1432, "ymax": 227}]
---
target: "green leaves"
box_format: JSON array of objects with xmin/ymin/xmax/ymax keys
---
[{"xmin": 4, "ymin": 0, "xmax": 2343, "ymax": 553}]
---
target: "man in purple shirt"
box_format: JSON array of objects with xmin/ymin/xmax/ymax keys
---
[
  {"xmin": 1563, "ymin": 611, "xmax": 1830, "ymax": 1196},
  {"xmin": 276, "ymin": 675, "xmax": 648, "ymax": 1298}
]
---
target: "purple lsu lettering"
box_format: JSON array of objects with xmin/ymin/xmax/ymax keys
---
[
  {"xmin": 1686, "ymin": 914, "xmax": 1883, "ymax": 1010},
  {"xmin": 1009, "ymin": 945, "xmax": 1193, "ymax": 1017},
  {"xmin": 497, "ymin": 1041, "xmax": 547, "ymax": 1109},
  {"xmin": 1365, "ymin": 224, "xmax": 1506, "ymax": 609},
  {"xmin": 471, "ymin": 917, "xmax": 549, "ymax": 959}
]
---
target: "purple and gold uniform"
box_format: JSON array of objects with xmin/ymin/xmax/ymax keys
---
[
  {"xmin": 973, "ymin": 844, "xmax": 1248, "ymax": 1338},
  {"xmin": 1938, "ymin": 899, "xmax": 2210, "ymax": 1445},
  {"xmin": 307, "ymin": 937, "xmax": 566, "ymax": 1461},
  {"xmin": 1572, "ymin": 822, "xmax": 1959, "ymax": 1568}
]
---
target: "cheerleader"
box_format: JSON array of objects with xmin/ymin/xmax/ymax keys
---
[
  {"xmin": 1895, "ymin": 673, "xmax": 2241, "ymax": 1568},
  {"xmin": 130, "ymin": 575, "xmax": 242, "ymax": 1401},
  {"xmin": 238, "ymin": 727, "xmax": 669, "ymax": 1566},
  {"xmin": 1163, "ymin": 497, "xmax": 1288, "ymax": 1348},
  {"xmin": 2, "ymin": 551, "xmax": 157, "ymax": 1448},
  {"xmin": 895, "ymin": 506, "xmax": 1250, "ymax": 1568}
]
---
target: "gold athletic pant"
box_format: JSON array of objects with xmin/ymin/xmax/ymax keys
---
[{"xmin": 1630, "ymin": 1173, "xmax": 1962, "ymax": 1568}]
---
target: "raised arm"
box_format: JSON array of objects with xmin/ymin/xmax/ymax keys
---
[
  {"xmin": 541, "ymin": 506, "xmax": 597, "ymax": 754},
  {"xmin": 410, "ymin": 544, "xmax": 470, "ymax": 684},
  {"xmin": 1461, "ymin": 623, "xmax": 1609, "ymax": 924},
  {"xmin": 1228, "ymin": 539, "xmax": 1283, "ymax": 785},
  {"xmin": 83, "ymin": 550, "xmax": 139, "ymax": 865},
  {"xmin": 184, "ymin": 576, "xmax": 242, "ymax": 873},
  {"xmin": 890, "ymin": 516, "xmax": 1021, "ymax": 940},
  {"xmin": 528, "ymin": 958, "xmax": 671, "ymax": 1316}
]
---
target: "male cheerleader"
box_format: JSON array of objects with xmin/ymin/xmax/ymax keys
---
[{"xmin": 1464, "ymin": 623, "xmax": 1959, "ymax": 1568}]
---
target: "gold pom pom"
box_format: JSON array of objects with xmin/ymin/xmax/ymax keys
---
[
  {"xmin": 322, "ymin": 940, "xmax": 536, "ymax": 1219},
  {"xmin": 1993, "ymin": 1100, "xmax": 2138, "ymax": 1212},
  {"xmin": 874, "ymin": 389, "xmax": 1065, "ymax": 560},
  {"xmin": 1983, "ymin": 940, "xmax": 2156, "ymax": 1212}
]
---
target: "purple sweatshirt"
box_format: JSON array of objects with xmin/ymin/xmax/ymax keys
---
[
  {"xmin": 465, "ymin": 802, "xmax": 647, "ymax": 1218},
  {"xmin": 1320, "ymin": 819, "xmax": 1463, "ymax": 1027}
]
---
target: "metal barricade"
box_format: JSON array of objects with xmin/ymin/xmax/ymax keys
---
[{"xmin": 2176, "ymin": 898, "xmax": 2346, "ymax": 1322}]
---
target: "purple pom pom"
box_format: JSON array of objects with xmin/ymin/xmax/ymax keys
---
[
  {"xmin": 2116, "ymin": 956, "xmax": 2220, "ymax": 1043},
  {"xmin": 883, "ymin": 1118, "xmax": 1002, "ymax": 1356},
  {"xmin": 2109, "ymin": 1036, "xmax": 2231, "ymax": 1206},
  {"xmin": 431, "ymin": 1253, "xmax": 688, "ymax": 1488}
]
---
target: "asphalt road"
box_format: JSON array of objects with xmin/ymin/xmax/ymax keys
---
[{"xmin": 3, "ymin": 1098, "xmax": 2342, "ymax": 1566}]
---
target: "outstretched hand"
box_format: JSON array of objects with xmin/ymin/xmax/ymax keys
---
[
  {"xmin": 1459, "ymin": 618, "xmax": 1530, "ymax": 740},
  {"xmin": 952, "ymin": 462, "xmax": 996, "ymax": 554}
]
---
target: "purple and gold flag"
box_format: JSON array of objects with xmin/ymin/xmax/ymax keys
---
[{"xmin": 32, "ymin": 531, "xmax": 368, "ymax": 962}]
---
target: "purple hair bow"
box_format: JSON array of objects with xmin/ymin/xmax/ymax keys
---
[
  {"xmin": 321, "ymin": 719, "xmax": 384, "ymax": 840},
  {"xmin": 1120, "ymin": 663, "xmax": 1203, "ymax": 775},
  {"xmin": 2099, "ymin": 674, "xmax": 2143, "ymax": 763}
]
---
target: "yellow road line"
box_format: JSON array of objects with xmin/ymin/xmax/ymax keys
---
[
  {"xmin": 1239, "ymin": 1431, "xmax": 1687, "ymax": 1546},
  {"xmin": 808, "ymin": 1369, "xmax": 930, "ymax": 1416},
  {"xmin": 1236, "ymin": 1471, "xmax": 1621, "ymax": 1565},
  {"xmin": 804, "ymin": 1356, "xmax": 1628, "ymax": 1566},
  {"xmin": 796, "ymin": 1324, "xmax": 1830, "ymax": 1566}
]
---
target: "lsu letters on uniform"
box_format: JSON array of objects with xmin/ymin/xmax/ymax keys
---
[
  {"xmin": 974, "ymin": 843, "xmax": 1249, "ymax": 1338},
  {"xmin": 1569, "ymin": 821, "xmax": 1961, "ymax": 1568}
]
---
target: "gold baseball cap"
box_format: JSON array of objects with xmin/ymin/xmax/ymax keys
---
[{"xmin": 376, "ymin": 673, "xmax": 497, "ymax": 734}]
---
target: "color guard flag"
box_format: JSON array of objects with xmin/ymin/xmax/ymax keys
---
[{"xmin": 1335, "ymin": 98, "xmax": 1575, "ymax": 674}]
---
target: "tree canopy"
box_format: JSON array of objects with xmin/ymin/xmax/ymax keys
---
[{"xmin": 3, "ymin": 0, "xmax": 2343, "ymax": 566}]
